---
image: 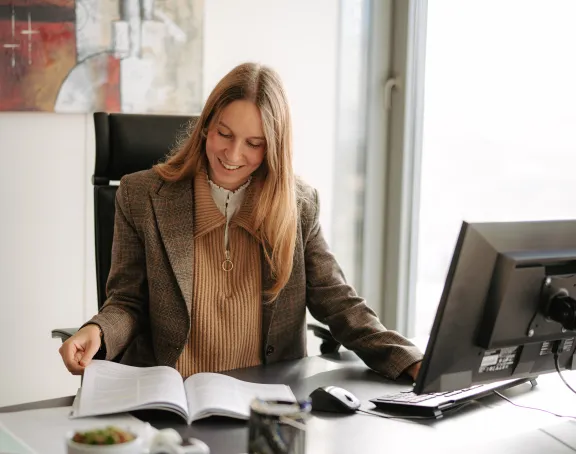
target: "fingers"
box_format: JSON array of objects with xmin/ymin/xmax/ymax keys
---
[
  {"xmin": 59, "ymin": 326, "xmax": 102, "ymax": 375},
  {"xmin": 80, "ymin": 339, "xmax": 101, "ymax": 368},
  {"xmin": 407, "ymin": 361, "xmax": 422, "ymax": 380},
  {"xmin": 59, "ymin": 341, "xmax": 85, "ymax": 375}
]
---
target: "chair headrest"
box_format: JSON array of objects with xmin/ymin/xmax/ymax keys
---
[{"xmin": 93, "ymin": 112, "xmax": 198, "ymax": 183}]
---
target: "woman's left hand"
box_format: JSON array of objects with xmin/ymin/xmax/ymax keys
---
[{"xmin": 405, "ymin": 361, "xmax": 422, "ymax": 380}]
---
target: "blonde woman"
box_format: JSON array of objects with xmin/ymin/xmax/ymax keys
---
[{"xmin": 59, "ymin": 63, "xmax": 423, "ymax": 380}]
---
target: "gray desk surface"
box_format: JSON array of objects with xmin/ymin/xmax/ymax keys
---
[{"xmin": 1, "ymin": 352, "xmax": 575, "ymax": 454}]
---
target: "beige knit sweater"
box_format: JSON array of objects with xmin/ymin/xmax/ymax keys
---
[{"xmin": 175, "ymin": 171, "xmax": 263, "ymax": 377}]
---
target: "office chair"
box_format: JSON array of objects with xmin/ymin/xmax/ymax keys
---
[{"xmin": 51, "ymin": 112, "xmax": 341, "ymax": 356}]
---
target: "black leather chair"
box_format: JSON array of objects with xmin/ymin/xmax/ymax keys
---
[{"xmin": 52, "ymin": 112, "xmax": 340, "ymax": 355}]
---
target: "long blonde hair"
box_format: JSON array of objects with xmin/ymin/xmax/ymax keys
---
[{"xmin": 154, "ymin": 63, "xmax": 297, "ymax": 300}]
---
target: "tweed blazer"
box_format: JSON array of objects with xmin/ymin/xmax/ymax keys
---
[{"xmin": 86, "ymin": 169, "xmax": 423, "ymax": 379}]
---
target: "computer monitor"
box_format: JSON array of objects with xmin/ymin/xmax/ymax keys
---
[{"xmin": 415, "ymin": 220, "xmax": 576, "ymax": 394}]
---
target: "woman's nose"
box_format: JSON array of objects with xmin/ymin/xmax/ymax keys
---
[{"xmin": 226, "ymin": 140, "xmax": 243, "ymax": 163}]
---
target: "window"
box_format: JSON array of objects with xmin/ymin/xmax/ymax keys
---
[
  {"xmin": 413, "ymin": 1, "xmax": 576, "ymax": 336},
  {"xmin": 331, "ymin": 0, "xmax": 371, "ymax": 289}
]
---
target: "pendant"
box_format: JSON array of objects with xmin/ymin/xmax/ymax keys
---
[{"xmin": 222, "ymin": 250, "xmax": 234, "ymax": 272}]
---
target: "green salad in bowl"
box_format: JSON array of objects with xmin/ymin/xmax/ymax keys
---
[
  {"xmin": 66, "ymin": 426, "xmax": 142, "ymax": 454},
  {"xmin": 72, "ymin": 427, "xmax": 135, "ymax": 445}
]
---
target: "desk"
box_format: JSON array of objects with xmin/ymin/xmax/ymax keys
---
[{"xmin": 1, "ymin": 352, "xmax": 575, "ymax": 454}]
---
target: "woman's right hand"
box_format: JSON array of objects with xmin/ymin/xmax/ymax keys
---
[{"xmin": 59, "ymin": 324, "xmax": 102, "ymax": 375}]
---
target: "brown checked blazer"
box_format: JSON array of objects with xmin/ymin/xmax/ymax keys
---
[{"xmin": 86, "ymin": 169, "xmax": 423, "ymax": 379}]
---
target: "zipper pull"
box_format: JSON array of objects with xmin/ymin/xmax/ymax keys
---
[{"xmin": 222, "ymin": 250, "xmax": 233, "ymax": 272}]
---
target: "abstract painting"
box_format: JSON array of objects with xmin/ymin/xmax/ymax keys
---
[{"xmin": 0, "ymin": 0, "xmax": 203, "ymax": 113}]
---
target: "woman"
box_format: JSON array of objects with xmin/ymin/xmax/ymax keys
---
[{"xmin": 59, "ymin": 62, "xmax": 423, "ymax": 380}]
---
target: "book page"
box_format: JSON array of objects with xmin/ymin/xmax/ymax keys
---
[
  {"xmin": 184, "ymin": 373, "xmax": 296, "ymax": 422},
  {"xmin": 75, "ymin": 360, "xmax": 188, "ymax": 420}
]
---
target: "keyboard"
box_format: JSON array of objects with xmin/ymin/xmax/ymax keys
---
[
  {"xmin": 377, "ymin": 384, "xmax": 483, "ymax": 404},
  {"xmin": 370, "ymin": 378, "xmax": 533, "ymax": 419}
]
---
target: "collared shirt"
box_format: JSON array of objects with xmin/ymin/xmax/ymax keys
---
[{"xmin": 207, "ymin": 176, "xmax": 251, "ymax": 253}]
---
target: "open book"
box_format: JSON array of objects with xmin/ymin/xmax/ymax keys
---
[{"xmin": 71, "ymin": 360, "xmax": 296, "ymax": 425}]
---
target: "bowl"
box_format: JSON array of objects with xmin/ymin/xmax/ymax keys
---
[{"xmin": 66, "ymin": 427, "xmax": 143, "ymax": 454}]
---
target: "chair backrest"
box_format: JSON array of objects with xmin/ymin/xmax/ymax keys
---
[{"xmin": 93, "ymin": 112, "xmax": 198, "ymax": 309}]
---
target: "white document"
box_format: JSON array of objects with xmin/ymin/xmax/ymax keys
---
[
  {"xmin": 0, "ymin": 406, "xmax": 156, "ymax": 454},
  {"xmin": 184, "ymin": 372, "xmax": 298, "ymax": 422},
  {"xmin": 72, "ymin": 360, "xmax": 296, "ymax": 425}
]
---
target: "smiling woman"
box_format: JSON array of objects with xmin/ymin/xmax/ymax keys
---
[
  {"xmin": 205, "ymin": 100, "xmax": 267, "ymax": 191},
  {"xmin": 58, "ymin": 62, "xmax": 423, "ymax": 383},
  {"xmin": 154, "ymin": 62, "xmax": 299, "ymax": 302}
]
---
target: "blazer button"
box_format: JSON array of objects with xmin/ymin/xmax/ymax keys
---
[{"xmin": 266, "ymin": 345, "xmax": 275, "ymax": 356}]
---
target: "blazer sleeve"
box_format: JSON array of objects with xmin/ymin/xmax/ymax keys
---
[
  {"xmin": 304, "ymin": 189, "xmax": 423, "ymax": 379},
  {"xmin": 82, "ymin": 176, "xmax": 149, "ymax": 360}
]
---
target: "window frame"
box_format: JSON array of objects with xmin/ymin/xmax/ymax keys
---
[{"xmin": 366, "ymin": 0, "xmax": 428, "ymax": 336}]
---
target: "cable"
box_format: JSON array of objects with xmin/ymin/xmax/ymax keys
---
[
  {"xmin": 554, "ymin": 354, "xmax": 576, "ymax": 396},
  {"xmin": 493, "ymin": 391, "xmax": 576, "ymax": 420}
]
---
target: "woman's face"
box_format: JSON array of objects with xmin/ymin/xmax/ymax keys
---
[{"xmin": 205, "ymin": 100, "xmax": 267, "ymax": 191}]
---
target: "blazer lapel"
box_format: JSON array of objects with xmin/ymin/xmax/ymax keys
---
[
  {"xmin": 261, "ymin": 248, "xmax": 278, "ymax": 354},
  {"xmin": 152, "ymin": 178, "xmax": 195, "ymax": 315}
]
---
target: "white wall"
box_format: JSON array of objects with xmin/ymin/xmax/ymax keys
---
[
  {"xmin": 0, "ymin": 1, "xmax": 338, "ymax": 407},
  {"xmin": 0, "ymin": 113, "xmax": 87, "ymax": 406}
]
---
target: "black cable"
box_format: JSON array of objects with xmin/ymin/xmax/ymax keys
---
[
  {"xmin": 493, "ymin": 391, "xmax": 576, "ymax": 420},
  {"xmin": 554, "ymin": 354, "xmax": 576, "ymax": 396}
]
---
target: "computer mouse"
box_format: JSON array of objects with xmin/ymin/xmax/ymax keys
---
[{"xmin": 309, "ymin": 386, "xmax": 361, "ymax": 413}]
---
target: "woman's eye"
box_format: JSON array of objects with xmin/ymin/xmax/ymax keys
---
[
  {"xmin": 247, "ymin": 141, "xmax": 263, "ymax": 149},
  {"xmin": 217, "ymin": 130, "xmax": 232, "ymax": 139}
]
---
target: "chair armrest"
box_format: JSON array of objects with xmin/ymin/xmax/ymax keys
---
[
  {"xmin": 307, "ymin": 323, "xmax": 342, "ymax": 354},
  {"xmin": 51, "ymin": 328, "xmax": 78, "ymax": 343}
]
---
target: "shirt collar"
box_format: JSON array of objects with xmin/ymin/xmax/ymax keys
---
[
  {"xmin": 193, "ymin": 169, "xmax": 261, "ymax": 239},
  {"xmin": 208, "ymin": 176, "xmax": 251, "ymax": 222}
]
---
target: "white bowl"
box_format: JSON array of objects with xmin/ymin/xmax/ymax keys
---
[{"xmin": 66, "ymin": 428, "xmax": 143, "ymax": 454}]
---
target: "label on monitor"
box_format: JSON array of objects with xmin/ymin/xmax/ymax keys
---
[
  {"xmin": 562, "ymin": 338, "xmax": 575, "ymax": 353},
  {"xmin": 479, "ymin": 347, "xmax": 519, "ymax": 373},
  {"xmin": 539, "ymin": 341, "xmax": 553, "ymax": 356},
  {"xmin": 539, "ymin": 338, "xmax": 575, "ymax": 355}
]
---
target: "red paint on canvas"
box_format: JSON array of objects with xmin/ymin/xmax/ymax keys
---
[
  {"xmin": 0, "ymin": 1, "xmax": 120, "ymax": 112},
  {"xmin": 0, "ymin": 14, "xmax": 75, "ymax": 111},
  {"xmin": 105, "ymin": 54, "xmax": 120, "ymax": 112}
]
